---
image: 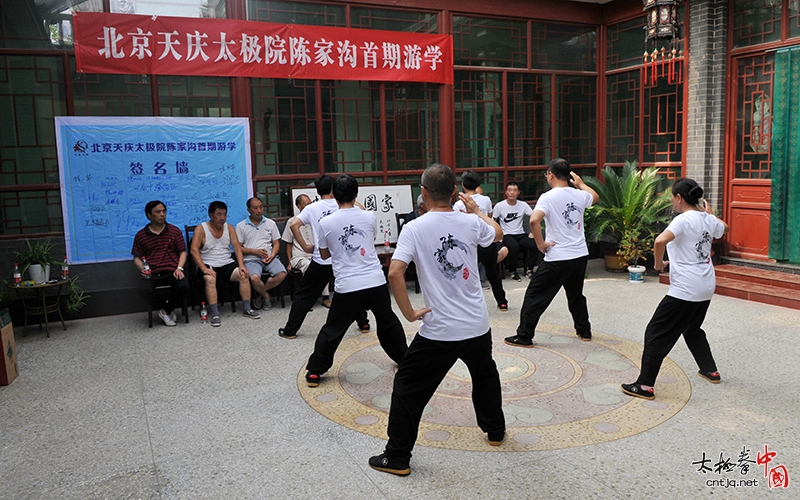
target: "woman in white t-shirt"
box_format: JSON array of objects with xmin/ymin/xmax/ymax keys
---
[{"xmin": 622, "ymin": 178, "xmax": 729, "ymax": 400}]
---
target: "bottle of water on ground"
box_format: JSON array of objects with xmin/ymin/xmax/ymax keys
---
[{"xmin": 200, "ymin": 302, "xmax": 208, "ymax": 324}]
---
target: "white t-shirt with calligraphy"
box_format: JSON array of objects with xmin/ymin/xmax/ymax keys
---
[
  {"xmin": 318, "ymin": 207, "xmax": 385, "ymax": 294},
  {"xmin": 493, "ymin": 199, "xmax": 533, "ymax": 235},
  {"xmin": 453, "ymin": 193, "xmax": 493, "ymax": 216},
  {"xmin": 392, "ymin": 210, "xmax": 495, "ymax": 341},
  {"xmin": 533, "ymin": 187, "xmax": 594, "ymax": 262},
  {"xmin": 297, "ymin": 197, "xmax": 339, "ymax": 265},
  {"xmin": 665, "ymin": 210, "xmax": 726, "ymax": 302}
]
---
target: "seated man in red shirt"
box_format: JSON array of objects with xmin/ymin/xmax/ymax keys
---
[{"xmin": 131, "ymin": 200, "xmax": 189, "ymax": 326}]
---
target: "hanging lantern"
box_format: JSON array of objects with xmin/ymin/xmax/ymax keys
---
[
  {"xmin": 643, "ymin": 0, "xmax": 682, "ymax": 86},
  {"xmin": 643, "ymin": 0, "xmax": 680, "ymax": 41}
]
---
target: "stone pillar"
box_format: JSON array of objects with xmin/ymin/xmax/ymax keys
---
[{"xmin": 685, "ymin": 0, "xmax": 727, "ymax": 208}]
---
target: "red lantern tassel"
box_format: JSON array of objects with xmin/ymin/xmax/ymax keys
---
[{"xmin": 652, "ymin": 49, "xmax": 658, "ymax": 83}]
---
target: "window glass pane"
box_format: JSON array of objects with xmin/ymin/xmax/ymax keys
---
[
  {"xmin": 606, "ymin": 18, "xmax": 646, "ymax": 71},
  {"xmin": 606, "ymin": 71, "xmax": 640, "ymax": 165},
  {"xmin": 507, "ymin": 73, "xmax": 550, "ymax": 167},
  {"xmin": 734, "ymin": 55, "xmax": 774, "ymax": 179},
  {"xmin": 158, "ymin": 76, "xmax": 231, "ymax": 117},
  {"xmin": 255, "ymin": 179, "xmax": 307, "ymax": 219},
  {"xmin": 531, "ymin": 23, "xmax": 596, "ymax": 71},
  {"xmin": 0, "ymin": 0, "xmax": 98, "ymax": 49},
  {"xmin": 247, "ymin": 0, "xmax": 345, "ymax": 26},
  {"xmin": 0, "ymin": 190, "xmax": 63, "ymax": 235},
  {"xmin": 350, "ymin": 7, "xmax": 437, "ymax": 33},
  {"xmin": 117, "ymin": 0, "xmax": 224, "ymax": 17},
  {"xmin": 453, "ymin": 16, "xmax": 526, "ymax": 68},
  {"xmin": 506, "ymin": 170, "xmax": 547, "ymax": 204},
  {"xmin": 791, "ymin": 0, "xmax": 800, "ymax": 39},
  {"xmin": 733, "ymin": 0, "xmax": 782, "ymax": 48},
  {"xmin": 556, "ymin": 75, "xmax": 596, "ymax": 165},
  {"xmin": 454, "ymin": 71, "xmax": 503, "ymax": 168},
  {"xmin": 71, "ymin": 58, "xmax": 154, "ymax": 116},
  {"xmin": 606, "ymin": 12, "xmax": 685, "ymax": 71},
  {"xmin": 642, "ymin": 77, "xmax": 683, "ymax": 165},
  {"xmin": 252, "ymin": 79, "xmax": 319, "ymax": 177},
  {"xmin": 383, "ymin": 83, "xmax": 439, "ymax": 172},
  {"xmin": 0, "ymin": 55, "xmax": 66, "ymax": 188},
  {"xmin": 321, "ymin": 80, "xmax": 378, "ymax": 174}
]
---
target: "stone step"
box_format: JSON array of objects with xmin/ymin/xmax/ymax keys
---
[
  {"xmin": 658, "ymin": 266, "xmax": 800, "ymax": 310},
  {"xmin": 713, "ymin": 264, "xmax": 800, "ymax": 291}
]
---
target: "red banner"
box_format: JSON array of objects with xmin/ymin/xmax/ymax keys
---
[{"xmin": 73, "ymin": 13, "xmax": 453, "ymax": 84}]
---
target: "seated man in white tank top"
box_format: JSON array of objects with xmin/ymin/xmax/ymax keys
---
[{"xmin": 189, "ymin": 200, "xmax": 260, "ymax": 326}]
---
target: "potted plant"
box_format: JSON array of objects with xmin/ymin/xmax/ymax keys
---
[
  {"xmin": 14, "ymin": 239, "xmax": 61, "ymax": 284},
  {"xmin": 583, "ymin": 161, "xmax": 673, "ymax": 273}
]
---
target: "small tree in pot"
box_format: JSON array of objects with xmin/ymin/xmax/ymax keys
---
[
  {"xmin": 583, "ymin": 161, "xmax": 672, "ymax": 272},
  {"xmin": 14, "ymin": 239, "xmax": 61, "ymax": 283}
]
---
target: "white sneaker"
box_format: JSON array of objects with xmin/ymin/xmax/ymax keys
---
[
  {"xmin": 158, "ymin": 309, "xmax": 177, "ymax": 326},
  {"xmin": 169, "ymin": 311, "xmax": 177, "ymax": 323}
]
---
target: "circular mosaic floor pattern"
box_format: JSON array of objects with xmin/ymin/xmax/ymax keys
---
[{"xmin": 298, "ymin": 320, "xmax": 691, "ymax": 452}]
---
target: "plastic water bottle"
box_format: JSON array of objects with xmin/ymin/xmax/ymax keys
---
[
  {"xmin": 142, "ymin": 257, "xmax": 151, "ymax": 279},
  {"xmin": 61, "ymin": 256, "xmax": 69, "ymax": 279},
  {"xmin": 200, "ymin": 302, "xmax": 208, "ymax": 323},
  {"xmin": 13, "ymin": 263, "xmax": 21, "ymax": 286},
  {"xmin": 383, "ymin": 229, "xmax": 390, "ymax": 251}
]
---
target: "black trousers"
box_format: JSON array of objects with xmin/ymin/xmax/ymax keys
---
[
  {"xmin": 516, "ymin": 256, "xmax": 591, "ymax": 338},
  {"xmin": 137, "ymin": 271, "xmax": 189, "ymax": 314},
  {"xmin": 478, "ymin": 243, "xmax": 506, "ymax": 306},
  {"xmin": 502, "ymin": 233, "xmax": 537, "ymax": 273},
  {"xmin": 384, "ymin": 330, "xmax": 505, "ymax": 463},
  {"xmin": 306, "ymin": 283, "xmax": 407, "ymax": 374},
  {"xmin": 282, "ymin": 260, "xmax": 367, "ymax": 337},
  {"xmin": 636, "ymin": 295, "xmax": 717, "ymax": 386}
]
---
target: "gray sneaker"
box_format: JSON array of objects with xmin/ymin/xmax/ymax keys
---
[
  {"xmin": 262, "ymin": 297, "xmax": 272, "ymax": 311},
  {"xmin": 243, "ymin": 309, "xmax": 261, "ymax": 320},
  {"xmin": 210, "ymin": 316, "xmax": 221, "ymax": 327}
]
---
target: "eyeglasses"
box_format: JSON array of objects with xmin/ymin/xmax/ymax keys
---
[{"xmin": 542, "ymin": 171, "xmax": 550, "ymax": 179}]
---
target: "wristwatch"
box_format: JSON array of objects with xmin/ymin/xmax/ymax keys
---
[{"xmin": 177, "ymin": 266, "xmax": 184, "ymax": 271}]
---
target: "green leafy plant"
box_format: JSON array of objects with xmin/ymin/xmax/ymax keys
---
[
  {"xmin": 583, "ymin": 161, "xmax": 673, "ymax": 266},
  {"xmin": 14, "ymin": 239, "xmax": 61, "ymax": 273},
  {"xmin": 65, "ymin": 276, "xmax": 90, "ymax": 314}
]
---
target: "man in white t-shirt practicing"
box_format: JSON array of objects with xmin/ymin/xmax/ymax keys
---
[
  {"xmin": 453, "ymin": 169, "xmax": 508, "ymax": 311},
  {"xmin": 282, "ymin": 194, "xmax": 332, "ymax": 308},
  {"xmin": 369, "ymin": 163, "xmax": 505, "ymax": 477},
  {"xmin": 235, "ymin": 197, "xmax": 287, "ymax": 311},
  {"xmin": 493, "ymin": 182, "xmax": 538, "ymax": 281},
  {"xmin": 278, "ymin": 175, "xmax": 369, "ymax": 339},
  {"xmin": 504, "ymin": 158, "xmax": 599, "ymax": 347},
  {"xmin": 304, "ymin": 174, "xmax": 408, "ymax": 387}
]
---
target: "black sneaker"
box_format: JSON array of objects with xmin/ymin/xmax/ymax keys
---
[
  {"xmin": 511, "ymin": 272, "xmax": 521, "ymax": 282},
  {"xmin": 278, "ymin": 328, "xmax": 297, "ymax": 339},
  {"xmin": 498, "ymin": 302, "xmax": 508, "ymax": 312},
  {"xmin": 698, "ymin": 370, "xmax": 721, "ymax": 384},
  {"xmin": 621, "ymin": 383, "xmax": 655, "ymax": 400},
  {"xmin": 577, "ymin": 331, "xmax": 592, "ymax": 342},
  {"xmin": 251, "ymin": 294, "xmax": 263, "ymax": 310},
  {"xmin": 488, "ymin": 431, "xmax": 505, "ymax": 446},
  {"xmin": 504, "ymin": 335, "xmax": 534, "ymax": 348},
  {"xmin": 368, "ymin": 453, "xmax": 410, "ymax": 476},
  {"xmin": 358, "ymin": 323, "xmax": 370, "ymax": 334},
  {"xmin": 306, "ymin": 372, "xmax": 320, "ymax": 387}
]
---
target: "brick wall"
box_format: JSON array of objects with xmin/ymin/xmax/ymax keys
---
[{"xmin": 685, "ymin": 0, "xmax": 727, "ymax": 209}]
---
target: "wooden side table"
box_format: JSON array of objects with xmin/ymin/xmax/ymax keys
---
[{"xmin": 7, "ymin": 278, "xmax": 70, "ymax": 338}]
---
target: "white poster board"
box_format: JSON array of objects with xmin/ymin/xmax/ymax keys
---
[{"xmin": 290, "ymin": 184, "xmax": 413, "ymax": 244}]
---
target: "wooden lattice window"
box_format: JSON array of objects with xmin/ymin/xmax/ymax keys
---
[{"xmin": 733, "ymin": 54, "xmax": 774, "ymax": 179}]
